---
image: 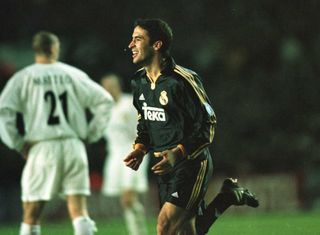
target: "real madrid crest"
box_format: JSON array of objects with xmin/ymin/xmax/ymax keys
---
[{"xmin": 159, "ymin": 91, "xmax": 168, "ymax": 105}]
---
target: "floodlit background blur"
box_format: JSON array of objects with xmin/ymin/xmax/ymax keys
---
[{"xmin": 1, "ymin": 0, "xmax": 319, "ymax": 224}]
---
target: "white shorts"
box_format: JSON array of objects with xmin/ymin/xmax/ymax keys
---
[
  {"xmin": 102, "ymin": 147, "xmax": 149, "ymax": 196},
  {"xmin": 21, "ymin": 138, "xmax": 90, "ymax": 202}
]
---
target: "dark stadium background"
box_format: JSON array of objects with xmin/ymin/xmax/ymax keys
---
[{"xmin": 0, "ymin": 0, "xmax": 319, "ymax": 223}]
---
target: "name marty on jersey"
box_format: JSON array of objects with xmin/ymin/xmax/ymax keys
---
[
  {"xmin": 33, "ymin": 74, "xmax": 72, "ymax": 85},
  {"xmin": 142, "ymin": 102, "xmax": 166, "ymax": 121}
]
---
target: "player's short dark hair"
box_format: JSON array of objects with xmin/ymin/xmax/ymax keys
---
[
  {"xmin": 32, "ymin": 31, "xmax": 59, "ymax": 56},
  {"xmin": 134, "ymin": 18, "xmax": 173, "ymax": 56}
]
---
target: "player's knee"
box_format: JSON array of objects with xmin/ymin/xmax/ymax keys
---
[
  {"xmin": 23, "ymin": 203, "xmax": 44, "ymax": 224},
  {"xmin": 23, "ymin": 210, "xmax": 40, "ymax": 224},
  {"xmin": 157, "ymin": 217, "xmax": 178, "ymax": 235},
  {"xmin": 157, "ymin": 220, "xmax": 169, "ymax": 235},
  {"xmin": 121, "ymin": 197, "xmax": 134, "ymax": 208},
  {"xmin": 181, "ymin": 219, "xmax": 197, "ymax": 235},
  {"xmin": 121, "ymin": 191, "xmax": 136, "ymax": 208}
]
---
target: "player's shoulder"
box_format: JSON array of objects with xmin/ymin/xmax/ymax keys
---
[
  {"xmin": 171, "ymin": 64, "xmax": 204, "ymax": 90},
  {"xmin": 172, "ymin": 64, "xmax": 208, "ymax": 101},
  {"xmin": 8, "ymin": 64, "xmax": 37, "ymax": 82},
  {"xmin": 131, "ymin": 68, "xmax": 146, "ymax": 90},
  {"xmin": 114, "ymin": 94, "xmax": 134, "ymax": 113},
  {"xmin": 15, "ymin": 63, "xmax": 37, "ymax": 75},
  {"xmin": 56, "ymin": 62, "xmax": 88, "ymax": 78},
  {"xmin": 133, "ymin": 67, "xmax": 145, "ymax": 77},
  {"xmin": 173, "ymin": 64, "xmax": 200, "ymax": 81},
  {"xmin": 121, "ymin": 93, "xmax": 133, "ymax": 101},
  {"xmin": 132, "ymin": 68, "xmax": 145, "ymax": 82}
]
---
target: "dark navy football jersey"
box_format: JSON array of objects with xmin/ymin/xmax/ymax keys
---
[{"xmin": 131, "ymin": 57, "xmax": 216, "ymax": 159}]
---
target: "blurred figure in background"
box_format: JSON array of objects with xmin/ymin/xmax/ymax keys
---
[
  {"xmin": 101, "ymin": 73, "xmax": 149, "ymax": 235},
  {"xmin": 0, "ymin": 31, "xmax": 114, "ymax": 235}
]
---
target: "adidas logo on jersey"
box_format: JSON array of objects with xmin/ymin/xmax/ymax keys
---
[
  {"xmin": 171, "ymin": 192, "xmax": 179, "ymax": 198},
  {"xmin": 142, "ymin": 102, "xmax": 166, "ymax": 121},
  {"xmin": 139, "ymin": 93, "xmax": 145, "ymax": 100}
]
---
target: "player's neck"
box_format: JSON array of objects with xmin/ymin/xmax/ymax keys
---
[
  {"xmin": 146, "ymin": 69, "xmax": 161, "ymax": 83},
  {"xmin": 113, "ymin": 93, "xmax": 122, "ymax": 103},
  {"xmin": 145, "ymin": 56, "xmax": 162, "ymax": 83},
  {"xmin": 35, "ymin": 55, "xmax": 57, "ymax": 64}
]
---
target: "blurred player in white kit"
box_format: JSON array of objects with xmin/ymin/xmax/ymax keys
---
[
  {"xmin": 0, "ymin": 31, "xmax": 114, "ymax": 235},
  {"xmin": 100, "ymin": 73, "xmax": 149, "ymax": 235}
]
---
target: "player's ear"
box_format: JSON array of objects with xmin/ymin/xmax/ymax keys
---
[
  {"xmin": 51, "ymin": 43, "xmax": 60, "ymax": 60},
  {"xmin": 153, "ymin": 40, "xmax": 163, "ymax": 51}
]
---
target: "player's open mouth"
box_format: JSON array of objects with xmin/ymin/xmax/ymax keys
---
[{"xmin": 132, "ymin": 51, "xmax": 138, "ymax": 58}]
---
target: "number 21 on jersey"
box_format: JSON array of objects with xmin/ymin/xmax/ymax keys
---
[{"xmin": 44, "ymin": 90, "xmax": 68, "ymax": 125}]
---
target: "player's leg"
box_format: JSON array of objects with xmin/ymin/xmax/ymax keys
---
[
  {"xmin": 195, "ymin": 178, "xmax": 259, "ymax": 235},
  {"xmin": 121, "ymin": 155, "xmax": 149, "ymax": 235},
  {"xmin": 102, "ymin": 152, "xmax": 144, "ymax": 235},
  {"xmin": 19, "ymin": 141, "xmax": 61, "ymax": 235},
  {"xmin": 67, "ymin": 195, "xmax": 97, "ymax": 235},
  {"xmin": 19, "ymin": 201, "xmax": 46, "ymax": 235},
  {"xmin": 157, "ymin": 202, "xmax": 195, "ymax": 235},
  {"xmin": 121, "ymin": 190, "xmax": 148, "ymax": 235},
  {"xmin": 156, "ymin": 149, "xmax": 213, "ymax": 235},
  {"xmin": 67, "ymin": 194, "xmax": 89, "ymax": 219},
  {"xmin": 63, "ymin": 139, "xmax": 96, "ymax": 235},
  {"xmin": 179, "ymin": 217, "xmax": 197, "ymax": 235}
]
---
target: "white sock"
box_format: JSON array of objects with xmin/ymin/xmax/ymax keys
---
[
  {"xmin": 72, "ymin": 216, "xmax": 97, "ymax": 235},
  {"xmin": 124, "ymin": 202, "xmax": 148, "ymax": 235},
  {"xmin": 19, "ymin": 223, "xmax": 41, "ymax": 235}
]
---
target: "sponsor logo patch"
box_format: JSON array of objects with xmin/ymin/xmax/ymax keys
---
[{"xmin": 142, "ymin": 102, "xmax": 166, "ymax": 121}]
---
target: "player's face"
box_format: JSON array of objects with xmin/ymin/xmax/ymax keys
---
[{"xmin": 128, "ymin": 26, "xmax": 155, "ymax": 66}]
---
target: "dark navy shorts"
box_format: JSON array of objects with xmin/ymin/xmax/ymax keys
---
[{"xmin": 157, "ymin": 148, "xmax": 213, "ymax": 215}]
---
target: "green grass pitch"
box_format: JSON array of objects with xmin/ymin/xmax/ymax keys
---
[{"xmin": 0, "ymin": 212, "xmax": 319, "ymax": 235}]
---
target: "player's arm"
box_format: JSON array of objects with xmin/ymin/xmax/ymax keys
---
[
  {"xmin": 76, "ymin": 74, "xmax": 114, "ymax": 143},
  {"xmin": 124, "ymin": 82, "xmax": 150, "ymax": 171},
  {"xmin": 131, "ymin": 79, "xmax": 151, "ymax": 151},
  {"xmin": 124, "ymin": 114, "xmax": 149, "ymax": 171},
  {"xmin": 152, "ymin": 76, "xmax": 215, "ymax": 175},
  {"xmin": 0, "ymin": 74, "xmax": 25, "ymax": 153},
  {"xmin": 124, "ymin": 112, "xmax": 150, "ymax": 171},
  {"xmin": 178, "ymin": 76, "xmax": 216, "ymax": 160}
]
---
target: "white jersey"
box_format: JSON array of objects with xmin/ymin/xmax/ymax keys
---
[
  {"xmin": 105, "ymin": 94, "xmax": 137, "ymax": 150},
  {"xmin": 0, "ymin": 62, "xmax": 114, "ymax": 151},
  {"xmin": 102, "ymin": 94, "xmax": 148, "ymax": 195}
]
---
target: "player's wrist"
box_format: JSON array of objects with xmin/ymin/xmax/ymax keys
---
[
  {"xmin": 175, "ymin": 144, "xmax": 187, "ymax": 159},
  {"xmin": 133, "ymin": 143, "xmax": 148, "ymax": 155},
  {"xmin": 171, "ymin": 144, "xmax": 186, "ymax": 164}
]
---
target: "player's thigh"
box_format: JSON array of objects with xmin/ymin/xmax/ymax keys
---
[
  {"xmin": 158, "ymin": 151, "xmax": 213, "ymax": 213},
  {"xmin": 122, "ymin": 162, "xmax": 148, "ymax": 191},
  {"xmin": 102, "ymin": 156, "xmax": 127, "ymax": 197},
  {"xmin": 21, "ymin": 141, "xmax": 63, "ymax": 201},
  {"xmin": 22, "ymin": 201, "xmax": 47, "ymax": 224},
  {"xmin": 62, "ymin": 139, "xmax": 90, "ymax": 196}
]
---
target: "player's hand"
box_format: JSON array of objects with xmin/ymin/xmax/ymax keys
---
[
  {"xmin": 124, "ymin": 149, "xmax": 145, "ymax": 171},
  {"xmin": 151, "ymin": 147, "xmax": 183, "ymax": 175}
]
